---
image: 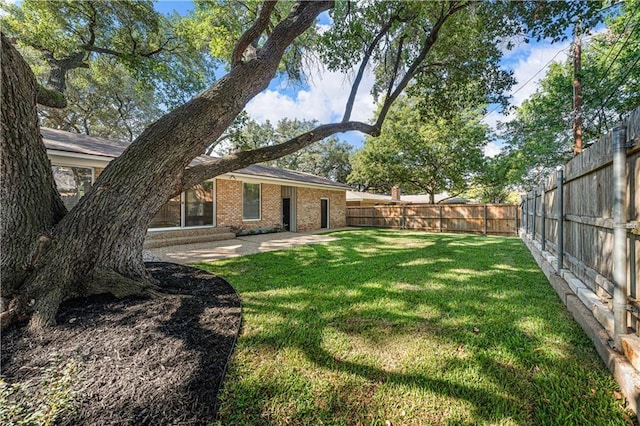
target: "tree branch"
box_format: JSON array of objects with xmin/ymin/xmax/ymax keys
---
[
  {"xmin": 37, "ymin": 85, "xmax": 67, "ymax": 108},
  {"xmin": 182, "ymin": 121, "xmax": 375, "ymax": 190},
  {"xmin": 232, "ymin": 1, "xmax": 278, "ymax": 67},
  {"xmin": 85, "ymin": 2, "xmax": 98, "ymax": 50},
  {"xmin": 383, "ymin": 35, "xmax": 406, "ymax": 105},
  {"xmin": 373, "ymin": 2, "xmax": 470, "ymax": 130},
  {"xmin": 342, "ymin": 16, "xmax": 397, "ymax": 122}
]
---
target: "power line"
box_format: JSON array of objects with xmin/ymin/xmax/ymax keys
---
[
  {"xmin": 484, "ymin": 1, "xmax": 628, "ymax": 124},
  {"xmin": 591, "ymin": 50, "xmax": 640, "ymax": 128},
  {"xmin": 483, "ymin": 45, "xmax": 570, "ymax": 121},
  {"xmin": 583, "ymin": 21, "xmax": 640, "ymax": 130},
  {"xmin": 592, "ymin": 16, "xmax": 639, "ymax": 89},
  {"xmin": 593, "ymin": 7, "xmax": 635, "ymax": 68}
]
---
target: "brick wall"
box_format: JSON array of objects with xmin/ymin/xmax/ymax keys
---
[
  {"xmin": 260, "ymin": 183, "xmax": 281, "ymax": 229},
  {"xmin": 296, "ymin": 187, "xmax": 346, "ymax": 231},
  {"xmin": 216, "ymin": 179, "xmax": 281, "ymax": 231},
  {"xmin": 216, "ymin": 178, "xmax": 346, "ymax": 232}
]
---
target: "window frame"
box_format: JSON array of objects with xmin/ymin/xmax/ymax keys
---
[
  {"xmin": 242, "ymin": 182, "xmax": 262, "ymax": 221},
  {"xmin": 51, "ymin": 164, "xmax": 95, "ymax": 210}
]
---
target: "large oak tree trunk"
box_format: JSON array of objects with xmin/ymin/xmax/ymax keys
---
[
  {"xmin": 1, "ymin": 2, "xmax": 335, "ymax": 329},
  {"xmin": 1, "ymin": 36, "xmax": 67, "ymax": 299}
]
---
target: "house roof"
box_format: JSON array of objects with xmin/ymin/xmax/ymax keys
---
[
  {"xmin": 229, "ymin": 164, "xmax": 351, "ymax": 189},
  {"xmin": 41, "ymin": 128, "xmax": 349, "ymax": 190},
  {"xmin": 42, "ymin": 128, "xmax": 131, "ymax": 158},
  {"xmin": 346, "ymin": 191, "xmax": 393, "ymax": 202}
]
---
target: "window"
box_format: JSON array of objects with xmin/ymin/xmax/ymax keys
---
[
  {"xmin": 185, "ymin": 182, "xmax": 214, "ymax": 227},
  {"xmin": 243, "ymin": 182, "xmax": 261, "ymax": 220},
  {"xmin": 51, "ymin": 166, "xmax": 93, "ymax": 210},
  {"xmin": 149, "ymin": 194, "xmax": 181, "ymax": 228}
]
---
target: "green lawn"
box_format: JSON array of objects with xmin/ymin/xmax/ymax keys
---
[{"xmin": 197, "ymin": 229, "xmax": 631, "ymax": 425}]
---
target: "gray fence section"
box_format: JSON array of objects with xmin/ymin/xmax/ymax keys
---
[
  {"xmin": 347, "ymin": 204, "xmax": 520, "ymax": 236},
  {"xmin": 521, "ymin": 107, "xmax": 640, "ymax": 334}
]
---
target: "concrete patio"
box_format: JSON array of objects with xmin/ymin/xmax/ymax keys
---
[{"xmin": 146, "ymin": 231, "xmax": 344, "ymax": 264}]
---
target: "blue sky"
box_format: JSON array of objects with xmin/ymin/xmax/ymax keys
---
[{"xmin": 155, "ymin": 1, "xmax": 583, "ymax": 155}]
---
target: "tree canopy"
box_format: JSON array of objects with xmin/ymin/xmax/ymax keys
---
[
  {"xmin": 0, "ymin": 0, "xmax": 212, "ymax": 100},
  {"xmin": 349, "ymin": 96, "xmax": 488, "ymax": 202},
  {"xmin": 0, "ymin": 0, "xmax": 608, "ymax": 330},
  {"xmin": 498, "ymin": 0, "xmax": 639, "ymax": 186},
  {"xmin": 219, "ymin": 118, "xmax": 352, "ymax": 182},
  {"xmin": 0, "ymin": 0, "xmax": 214, "ymax": 139}
]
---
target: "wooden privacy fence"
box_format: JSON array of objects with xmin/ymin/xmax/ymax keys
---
[
  {"xmin": 346, "ymin": 204, "xmax": 520, "ymax": 236},
  {"xmin": 521, "ymin": 106, "xmax": 639, "ymax": 336}
]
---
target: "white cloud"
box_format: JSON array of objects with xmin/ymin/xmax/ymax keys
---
[
  {"xmin": 245, "ymin": 63, "xmax": 376, "ymax": 126},
  {"xmin": 483, "ymin": 40, "xmax": 571, "ymax": 133},
  {"xmin": 248, "ymin": 37, "xmax": 579, "ymax": 153},
  {"xmin": 483, "ymin": 141, "xmax": 502, "ymax": 158},
  {"xmin": 509, "ymin": 41, "xmax": 571, "ymax": 108}
]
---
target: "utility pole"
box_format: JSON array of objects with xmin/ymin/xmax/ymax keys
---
[{"xmin": 573, "ymin": 24, "xmax": 583, "ymax": 155}]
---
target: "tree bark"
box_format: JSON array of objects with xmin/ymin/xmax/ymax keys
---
[
  {"xmin": 2, "ymin": 0, "xmax": 475, "ymax": 329},
  {"xmin": 1, "ymin": 35, "xmax": 67, "ymax": 298},
  {"xmin": 1, "ymin": 2, "xmax": 334, "ymax": 329}
]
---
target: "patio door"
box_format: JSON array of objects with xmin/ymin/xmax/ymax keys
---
[
  {"xmin": 282, "ymin": 198, "xmax": 291, "ymax": 231},
  {"xmin": 185, "ymin": 182, "xmax": 214, "ymax": 227},
  {"xmin": 282, "ymin": 186, "xmax": 296, "ymax": 231},
  {"xmin": 320, "ymin": 198, "xmax": 329, "ymax": 229}
]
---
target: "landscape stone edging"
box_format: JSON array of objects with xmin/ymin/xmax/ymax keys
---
[{"xmin": 520, "ymin": 232, "xmax": 640, "ymax": 414}]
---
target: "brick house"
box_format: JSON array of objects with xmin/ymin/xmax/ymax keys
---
[{"xmin": 43, "ymin": 128, "xmax": 348, "ymax": 236}]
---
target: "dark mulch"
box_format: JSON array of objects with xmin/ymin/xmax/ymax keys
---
[{"xmin": 1, "ymin": 262, "xmax": 241, "ymax": 425}]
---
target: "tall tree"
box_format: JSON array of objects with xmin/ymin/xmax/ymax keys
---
[
  {"xmin": 0, "ymin": 0, "xmax": 212, "ymax": 104},
  {"xmin": 1, "ymin": 1, "xmax": 605, "ymax": 329},
  {"xmin": 221, "ymin": 118, "xmax": 353, "ymax": 182},
  {"xmin": 37, "ymin": 57, "xmax": 164, "ymax": 142},
  {"xmin": 499, "ymin": 0, "xmax": 639, "ymax": 186},
  {"xmin": 0, "ymin": 0, "xmax": 214, "ymax": 139},
  {"xmin": 349, "ymin": 97, "xmax": 488, "ymax": 202},
  {"xmin": 465, "ymin": 154, "xmax": 521, "ymax": 204}
]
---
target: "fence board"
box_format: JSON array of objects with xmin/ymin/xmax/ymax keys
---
[
  {"xmin": 521, "ymin": 107, "xmax": 639, "ymax": 335},
  {"xmin": 347, "ymin": 204, "xmax": 519, "ymax": 236}
]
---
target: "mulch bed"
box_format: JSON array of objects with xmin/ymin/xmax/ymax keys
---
[{"xmin": 1, "ymin": 262, "xmax": 242, "ymax": 425}]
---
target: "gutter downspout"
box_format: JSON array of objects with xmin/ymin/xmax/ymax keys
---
[{"xmin": 613, "ymin": 124, "xmax": 628, "ymax": 350}]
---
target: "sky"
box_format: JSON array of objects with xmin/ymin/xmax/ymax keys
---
[{"xmin": 125, "ymin": 2, "xmax": 587, "ymax": 156}]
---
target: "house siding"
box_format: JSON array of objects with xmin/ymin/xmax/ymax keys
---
[
  {"xmin": 216, "ymin": 179, "xmax": 281, "ymax": 231},
  {"xmin": 296, "ymin": 188, "xmax": 346, "ymax": 231},
  {"xmin": 43, "ymin": 130, "xmax": 350, "ymax": 234}
]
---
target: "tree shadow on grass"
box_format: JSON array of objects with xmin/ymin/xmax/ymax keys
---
[{"xmin": 204, "ymin": 230, "xmax": 627, "ymax": 425}]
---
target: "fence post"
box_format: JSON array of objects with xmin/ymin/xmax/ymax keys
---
[
  {"xmin": 402, "ymin": 205, "xmax": 406, "ymax": 229},
  {"xmin": 612, "ymin": 124, "xmax": 628, "ymax": 350},
  {"xmin": 439, "ymin": 205, "xmax": 443, "ymax": 232},
  {"xmin": 523, "ymin": 195, "xmax": 527, "ymax": 234},
  {"xmin": 516, "ymin": 203, "xmax": 520, "ymax": 235},
  {"xmin": 557, "ymin": 167, "xmax": 564, "ymax": 273},
  {"xmin": 483, "ymin": 204, "xmax": 488, "ymax": 235},
  {"xmin": 532, "ymin": 190, "xmax": 537, "ymax": 239},
  {"xmin": 541, "ymin": 188, "xmax": 546, "ymax": 252},
  {"xmin": 526, "ymin": 192, "xmax": 531, "ymax": 235},
  {"xmin": 520, "ymin": 197, "xmax": 525, "ymax": 234}
]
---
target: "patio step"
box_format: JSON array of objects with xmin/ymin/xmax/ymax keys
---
[{"xmin": 144, "ymin": 227, "xmax": 235, "ymax": 249}]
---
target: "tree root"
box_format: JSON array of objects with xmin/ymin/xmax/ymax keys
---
[
  {"xmin": 88, "ymin": 268, "xmax": 161, "ymax": 299},
  {"xmin": 1, "ymin": 297, "xmax": 20, "ymax": 329},
  {"xmin": 0, "ymin": 297, "xmax": 31, "ymax": 330},
  {"xmin": 15, "ymin": 268, "xmax": 162, "ymax": 331}
]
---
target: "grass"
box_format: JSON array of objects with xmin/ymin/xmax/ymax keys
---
[{"xmin": 197, "ymin": 229, "xmax": 632, "ymax": 425}]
